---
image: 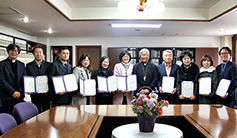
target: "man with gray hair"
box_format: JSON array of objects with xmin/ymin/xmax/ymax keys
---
[
  {"xmin": 157, "ymin": 49, "xmax": 179, "ymax": 103},
  {"xmin": 132, "ymin": 48, "xmax": 158, "ymax": 95}
]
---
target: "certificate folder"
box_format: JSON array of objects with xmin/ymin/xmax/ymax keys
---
[
  {"xmin": 24, "ymin": 75, "xmax": 48, "ymax": 94},
  {"xmin": 97, "ymin": 76, "xmax": 117, "ymax": 92},
  {"xmin": 181, "ymin": 81, "xmax": 194, "ymax": 98},
  {"xmin": 79, "ymin": 78, "xmax": 96, "ymax": 96},
  {"xmin": 199, "ymin": 77, "xmax": 212, "ymax": 95},
  {"xmin": 161, "ymin": 76, "xmax": 175, "ymax": 93},
  {"xmin": 117, "ymin": 75, "xmax": 137, "ymax": 91},
  {"xmin": 215, "ymin": 79, "xmax": 231, "ymax": 97},
  {"xmin": 52, "ymin": 74, "xmax": 78, "ymax": 94},
  {"xmin": 97, "ymin": 75, "xmax": 137, "ymax": 92}
]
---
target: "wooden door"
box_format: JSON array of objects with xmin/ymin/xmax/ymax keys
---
[
  {"xmin": 196, "ymin": 48, "xmax": 218, "ymax": 68},
  {"xmin": 76, "ymin": 46, "xmax": 101, "ymax": 74},
  {"xmin": 108, "ymin": 47, "xmax": 127, "ymax": 70}
]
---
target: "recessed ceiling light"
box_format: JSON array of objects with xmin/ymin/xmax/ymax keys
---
[
  {"xmin": 22, "ymin": 16, "xmax": 29, "ymax": 23},
  {"xmin": 219, "ymin": 29, "xmax": 225, "ymax": 33},
  {"xmin": 111, "ymin": 24, "xmax": 162, "ymax": 28},
  {"xmin": 47, "ymin": 28, "xmax": 52, "ymax": 34}
]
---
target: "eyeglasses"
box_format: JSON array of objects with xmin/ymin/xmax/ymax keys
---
[
  {"xmin": 220, "ymin": 52, "xmax": 229, "ymax": 55},
  {"xmin": 9, "ymin": 50, "xmax": 19, "ymax": 53}
]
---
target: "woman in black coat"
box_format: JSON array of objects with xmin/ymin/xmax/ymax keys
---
[
  {"xmin": 91, "ymin": 56, "xmax": 114, "ymax": 105},
  {"xmin": 198, "ymin": 54, "xmax": 218, "ymax": 104},
  {"xmin": 176, "ymin": 51, "xmax": 199, "ymax": 104}
]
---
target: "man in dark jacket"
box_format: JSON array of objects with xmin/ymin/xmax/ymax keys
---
[
  {"xmin": 216, "ymin": 47, "xmax": 237, "ymax": 108},
  {"xmin": 48, "ymin": 47, "xmax": 73, "ymax": 107},
  {"xmin": 132, "ymin": 48, "xmax": 158, "ymax": 95},
  {"xmin": 26, "ymin": 46, "xmax": 51, "ymax": 112},
  {"xmin": 0, "ymin": 44, "xmax": 26, "ymax": 115},
  {"xmin": 158, "ymin": 50, "xmax": 179, "ymax": 103}
]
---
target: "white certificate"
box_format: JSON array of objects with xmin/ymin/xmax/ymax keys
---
[
  {"xmin": 216, "ymin": 79, "xmax": 231, "ymax": 97},
  {"xmin": 117, "ymin": 76, "xmax": 127, "ymax": 91},
  {"xmin": 107, "ymin": 75, "xmax": 118, "ymax": 92},
  {"xmin": 162, "ymin": 76, "xmax": 175, "ymax": 93},
  {"xmin": 97, "ymin": 76, "xmax": 108, "ymax": 92},
  {"xmin": 79, "ymin": 78, "xmax": 85, "ymax": 94},
  {"xmin": 35, "ymin": 75, "xmax": 48, "ymax": 93},
  {"xmin": 199, "ymin": 77, "xmax": 211, "ymax": 95},
  {"xmin": 181, "ymin": 81, "xmax": 193, "ymax": 98},
  {"xmin": 52, "ymin": 76, "xmax": 66, "ymax": 94},
  {"xmin": 127, "ymin": 75, "xmax": 137, "ymax": 91},
  {"xmin": 63, "ymin": 74, "xmax": 78, "ymax": 92},
  {"xmin": 24, "ymin": 76, "xmax": 35, "ymax": 93},
  {"xmin": 84, "ymin": 79, "xmax": 96, "ymax": 96}
]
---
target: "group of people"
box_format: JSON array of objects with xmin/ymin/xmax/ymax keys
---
[{"xmin": 0, "ymin": 44, "xmax": 236, "ymax": 116}]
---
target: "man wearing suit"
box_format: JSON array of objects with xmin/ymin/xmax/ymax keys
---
[
  {"xmin": 158, "ymin": 50, "xmax": 179, "ymax": 104},
  {"xmin": 216, "ymin": 47, "xmax": 237, "ymax": 108},
  {"xmin": 132, "ymin": 48, "xmax": 158, "ymax": 95},
  {"xmin": 26, "ymin": 46, "xmax": 51, "ymax": 112},
  {"xmin": 48, "ymin": 47, "xmax": 73, "ymax": 107},
  {"xmin": 0, "ymin": 44, "xmax": 26, "ymax": 115}
]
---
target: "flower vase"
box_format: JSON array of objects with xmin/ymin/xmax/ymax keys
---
[{"xmin": 137, "ymin": 114, "xmax": 159, "ymax": 132}]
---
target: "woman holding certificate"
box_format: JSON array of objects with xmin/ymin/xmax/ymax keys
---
[
  {"xmin": 176, "ymin": 51, "xmax": 199, "ymax": 104},
  {"xmin": 91, "ymin": 56, "xmax": 114, "ymax": 105},
  {"xmin": 199, "ymin": 54, "xmax": 218, "ymax": 104},
  {"xmin": 72, "ymin": 54, "xmax": 92, "ymax": 105},
  {"xmin": 113, "ymin": 50, "xmax": 133, "ymax": 105}
]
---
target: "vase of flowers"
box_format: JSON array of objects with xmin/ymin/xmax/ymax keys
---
[{"xmin": 131, "ymin": 92, "xmax": 169, "ymax": 132}]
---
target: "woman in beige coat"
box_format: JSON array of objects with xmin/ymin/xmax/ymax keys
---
[{"xmin": 72, "ymin": 54, "xmax": 92, "ymax": 105}]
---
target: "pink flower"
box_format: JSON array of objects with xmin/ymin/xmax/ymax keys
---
[
  {"xmin": 138, "ymin": 94, "xmax": 146, "ymax": 100},
  {"xmin": 164, "ymin": 100, "xmax": 169, "ymax": 107},
  {"xmin": 136, "ymin": 106, "xmax": 143, "ymax": 113},
  {"xmin": 148, "ymin": 101, "xmax": 155, "ymax": 108},
  {"xmin": 131, "ymin": 99, "xmax": 137, "ymax": 104}
]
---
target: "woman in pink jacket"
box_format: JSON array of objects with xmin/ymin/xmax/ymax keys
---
[{"xmin": 113, "ymin": 50, "xmax": 134, "ymax": 104}]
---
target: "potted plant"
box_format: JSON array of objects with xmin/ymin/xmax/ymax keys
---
[{"xmin": 131, "ymin": 92, "xmax": 169, "ymax": 132}]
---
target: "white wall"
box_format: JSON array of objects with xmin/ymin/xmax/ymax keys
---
[
  {"xmin": 37, "ymin": 36, "xmax": 221, "ymax": 66},
  {"xmin": 0, "ymin": 25, "xmax": 37, "ymax": 42}
]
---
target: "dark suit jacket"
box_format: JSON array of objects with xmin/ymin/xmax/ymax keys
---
[
  {"xmin": 132, "ymin": 62, "xmax": 158, "ymax": 93},
  {"xmin": 0, "ymin": 58, "xmax": 26, "ymax": 100},
  {"xmin": 26, "ymin": 60, "xmax": 51, "ymax": 76},
  {"xmin": 216, "ymin": 61, "xmax": 237, "ymax": 101},
  {"xmin": 48, "ymin": 60, "xmax": 73, "ymax": 105},
  {"xmin": 157, "ymin": 63, "xmax": 179, "ymax": 99}
]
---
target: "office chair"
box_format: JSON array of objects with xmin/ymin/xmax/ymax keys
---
[
  {"xmin": 13, "ymin": 102, "xmax": 39, "ymax": 124},
  {"xmin": 0, "ymin": 113, "xmax": 17, "ymax": 135}
]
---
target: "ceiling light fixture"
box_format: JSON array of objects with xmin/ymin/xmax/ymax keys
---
[
  {"xmin": 111, "ymin": 24, "xmax": 162, "ymax": 28},
  {"xmin": 47, "ymin": 28, "xmax": 52, "ymax": 34},
  {"xmin": 118, "ymin": 0, "xmax": 165, "ymax": 13},
  {"xmin": 22, "ymin": 16, "xmax": 29, "ymax": 22}
]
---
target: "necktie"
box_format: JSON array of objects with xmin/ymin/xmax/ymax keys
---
[
  {"xmin": 65, "ymin": 63, "xmax": 67, "ymax": 68},
  {"xmin": 221, "ymin": 64, "xmax": 225, "ymax": 74}
]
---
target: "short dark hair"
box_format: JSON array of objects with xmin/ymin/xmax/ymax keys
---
[
  {"xmin": 219, "ymin": 47, "xmax": 232, "ymax": 56},
  {"xmin": 119, "ymin": 50, "xmax": 131, "ymax": 62},
  {"xmin": 6, "ymin": 44, "xmax": 21, "ymax": 54},
  {"xmin": 77, "ymin": 54, "xmax": 92, "ymax": 72},
  {"xmin": 32, "ymin": 46, "xmax": 45, "ymax": 54},
  {"xmin": 99, "ymin": 56, "xmax": 110, "ymax": 69},
  {"xmin": 180, "ymin": 51, "xmax": 193, "ymax": 61},
  {"xmin": 58, "ymin": 47, "xmax": 69, "ymax": 53},
  {"xmin": 200, "ymin": 54, "xmax": 214, "ymax": 66}
]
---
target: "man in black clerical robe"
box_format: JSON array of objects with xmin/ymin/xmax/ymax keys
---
[
  {"xmin": 132, "ymin": 48, "xmax": 158, "ymax": 95},
  {"xmin": 48, "ymin": 47, "xmax": 73, "ymax": 107},
  {"xmin": 26, "ymin": 46, "xmax": 51, "ymax": 112},
  {"xmin": 0, "ymin": 44, "xmax": 26, "ymax": 115}
]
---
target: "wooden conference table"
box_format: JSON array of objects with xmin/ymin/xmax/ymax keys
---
[{"xmin": 1, "ymin": 104, "xmax": 237, "ymax": 138}]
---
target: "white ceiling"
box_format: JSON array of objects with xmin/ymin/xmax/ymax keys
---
[{"xmin": 0, "ymin": 0, "xmax": 236, "ymax": 38}]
